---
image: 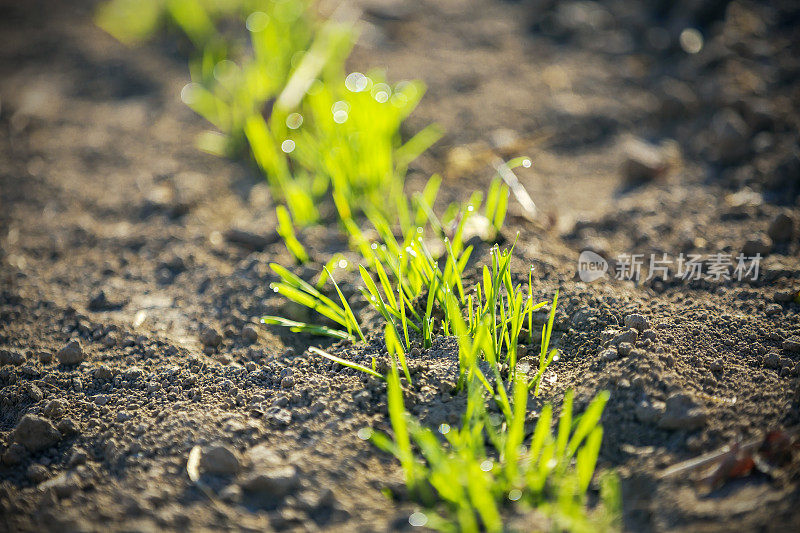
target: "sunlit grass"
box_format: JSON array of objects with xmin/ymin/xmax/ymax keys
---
[{"xmin": 96, "ymin": 1, "xmax": 617, "ymax": 529}]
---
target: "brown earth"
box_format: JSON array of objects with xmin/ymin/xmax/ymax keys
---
[{"xmin": 2, "ymin": 0, "xmax": 800, "ymax": 531}]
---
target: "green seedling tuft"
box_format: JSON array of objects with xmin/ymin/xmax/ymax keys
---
[{"xmin": 261, "ymin": 263, "xmax": 363, "ymax": 342}]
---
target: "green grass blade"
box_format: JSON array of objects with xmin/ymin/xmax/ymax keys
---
[
  {"xmin": 260, "ymin": 316, "xmax": 350, "ymax": 340},
  {"xmin": 325, "ymin": 267, "xmax": 366, "ymax": 343},
  {"xmin": 556, "ymin": 388, "xmax": 574, "ymax": 459},
  {"xmin": 576, "ymin": 426, "xmax": 603, "ymax": 494},
  {"xmin": 308, "ymin": 346, "xmax": 385, "ymax": 379},
  {"xmin": 567, "ymin": 390, "xmax": 610, "ymax": 457}
]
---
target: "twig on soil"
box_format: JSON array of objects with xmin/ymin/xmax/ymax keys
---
[{"xmin": 658, "ymin": 426, "xmax": 800, "ymax": 483}]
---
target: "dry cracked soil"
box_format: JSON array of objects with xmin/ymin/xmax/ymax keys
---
[{"xmin": 1, "ymin": 0, "xmax": 800, "ymax": 531}]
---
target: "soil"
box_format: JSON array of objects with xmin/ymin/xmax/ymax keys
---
[{"xmin": 2, "ymin": 0, "xmax": 800, "ymax": 531}]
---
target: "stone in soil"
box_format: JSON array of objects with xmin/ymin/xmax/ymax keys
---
[
  {"xmin": 657, "ymin": 392, "xmax": 707, "ymax": 430},
  {"xmin": 240, "ymin": 465, "xmax": 300, "ymax": 496},
  {"xmin": 782, "ymin": 336, "xmax": 800, "ymax": 353},
  {"xmin": 241, "ymin": 324, "xmax": 259, "ymax": 343},
  {"xmin": 0, "ymin": 348, "xmax": 25, "ymax": 365},
  {"xmin": 611, "ymin": 328, "xmax": 638, "ymax": 346},
  {"xmin": 12, "ymin": 414, "xmax": 62, "ymax": 452},
  {"xmin": 620, "ymin": 137, "xmax": 668, "ymax": 184},
  {"xmin": 199, "ymin": 326, "xmax": 223, "ymax": 347},
  {"xmin": 199, "ymin": 443, "xmax": 241, "ymax": 476},
  {"xmin": 742, "ymin": 234, "xmax": 772, "ymax": 256},
  {"xmin": 87, "ymin": 289, "xmax": 127, "ymax": 311},
  {"xmin": 767, "ymin": 213, "xmax": 795, "ymax": 243},
  {"xmin": 57, "ymin": 339, "xmax": 85, "ymax": 365},
  {"xmin": 623, "ymin": 313, "xmax": 650, "ymax": 332}
]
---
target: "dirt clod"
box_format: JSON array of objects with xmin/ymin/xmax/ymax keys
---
[
  {"xmin": 241, "ymin": 324, "xmax": 259, "ymax": 343},
  {"xmin": 199, "ymin": 443, "xmax": 241, "ymax": 476},
  {"xmin": 618, "ymin": 342, "xmax": 633, "ymax": 357},
  {"xmin": 2, "ymin": 444, "xmax": 27, "ymax": 466},
  {"xmin": 57, "ymin": 340, "xmax": 84, "ymax": 365},
  {"xmin": 12, "ymin": 414, "xmax": 62, "ymax": 452},
  {"xmin": 658, "ymin": 392, "xmax": 708, "ymax": 431},
  {"xmin": 742, "ymin": 234, "xmax": 773, "ymax": 256},
  {"xmin": 0, "ymin": 348, "xmax": 25, "ymax": 365},
  {"xmin": 768, "ymin": 213, "xmax": 796, "ymax": 243},
  {"xmin": 240, "ymin": 465, "xmax": 300, "ymax": 496},
  {"xmin": 624, "ymin": 313, "xmax": 650, "ymax": 332},
  {"xmin": 783, "ymin": 336, "xmax": 800, "ymax": 353},
  {"xmin": 199, "ymin": 326, "xmax": 223, "ymax": 347},
  {"xmin": 620, "ymin": 138, "xmax": 668, "ymax": 184}
]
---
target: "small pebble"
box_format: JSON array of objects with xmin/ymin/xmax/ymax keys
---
[
  {"xmin": 600, "ymin": 348, "xmax": 618, "ymax": 361},
  {"xmin": 241, "ymin": 325, "xmax": 259, "ymax": 343},
  {"xmin": 0, "ymin": 348, "xmax": 25, "ymax": 366},
  {"xmin": 57, "ymin": 340, "xmax": 85, "ymax": 365},
  {"xmin": 199, "ymin": 443, "xmax": 241, "ymax": 476},
  {"xmin": 12, "ymin": 414, "xmax": 62, "ymax": 452},
  {"xmin": 624, "ymin": 314, "xmax": 650, "ymax": 332},
  {"xmin": 199, "ymin": 327, "xmax": 222, "ymax": 347},
  {"xmin": 742, "ymin": 234, "xmax": 772, "ymax": 256},
  {"xmin": 767, "ymin": 213, "xmax": 795, "ymax": 243},
  {"xmin": 658, "ymin": 392, "xmax": 707, "ymax": 430},
  {"xmin": 782, "ymin": 336, "xmax": 800, "ymax": 353},
  {"xmin": 239, "ymin": 465, "xmax": 299, "ymax": 496}
]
